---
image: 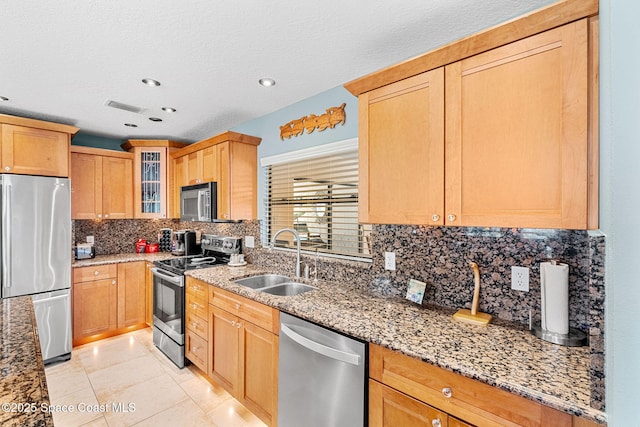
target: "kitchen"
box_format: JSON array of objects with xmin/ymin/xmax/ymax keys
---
[{"xmin": 0, "ymin": 0, "xmax": 638, "ymax": 426}]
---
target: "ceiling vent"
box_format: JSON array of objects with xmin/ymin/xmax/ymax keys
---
[{"xmin": 105, "ymin": 100, "xmax": 145, "ymax": 114}]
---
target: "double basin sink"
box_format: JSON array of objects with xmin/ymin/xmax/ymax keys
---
[{"xmin": 234, "ymin": 274, "xmax": 316, "ymax": 296}]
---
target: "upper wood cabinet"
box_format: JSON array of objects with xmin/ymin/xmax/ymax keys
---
[
  {"xmin": 354, "ymin": 18, "xmax": 597, "ymax": 230},
  {"xmin": 0, "ymin": 114, "xmax": 78, "ymax": 177},
  {"xmin": 70, "ymin": 146, "xmax": 134, "ymax": 220},
  {"xmin": 170, "ymin": 131, "xmax": 261, "ymax": 220},
  {"xmin": 121, "ymin": 139, "xmax": 187, "ymax": 219},
  {"xmin": 359, "ymin": 69, "xmax": 444, "ymax": 225},
  {"xmin": 445, "ymin": 20, "xmax": 590, "ymax": 229}
]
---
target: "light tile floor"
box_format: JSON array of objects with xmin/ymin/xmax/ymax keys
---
[{"xmin": 44, "ymin": 328, "xmax": 267, "ymax": 427}]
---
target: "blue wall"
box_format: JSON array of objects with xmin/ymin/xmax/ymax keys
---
[
  {"xmin": 71, "ymin": 133, "xmax": 126, "ymax": 151},
  {"xmin": 599, "ymin": 0, "xmax": 640, "ymax": 423},
  {"xmin": 232, "ymin": 85, "xmax": 358, "ymax": 221}
]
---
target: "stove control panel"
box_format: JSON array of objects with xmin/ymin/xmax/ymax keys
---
[{"xmin": 201, "ymin": 234, "xmax": 242, "ymax": 255}]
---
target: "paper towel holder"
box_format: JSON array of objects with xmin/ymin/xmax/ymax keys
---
[
  {"xmin": 531, "ymin": 325, "xmax": 588, "ymax": 347},
  {"xmin": 532, "ymin": 258, "xmax": 588, "ymax": 346}
]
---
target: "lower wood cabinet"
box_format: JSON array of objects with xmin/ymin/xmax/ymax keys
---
[
  {"xmin": 72, "ymin": 261, "xmax": 147, "ymax": 346},
  {"xmin": 187, "ymin": 279, "xmax": 279, "ymax": 427},
  {"xmin": 370, "ymin": 344, "xmax": 574, "ymax": 427}
]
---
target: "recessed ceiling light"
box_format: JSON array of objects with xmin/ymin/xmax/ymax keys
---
[
  {"xmin": 258, "ymin": 78, "xmax": 276, "ymax": 87},
  {"xmin": 149, "ymin": 117, "xmax": 163, "ymax": 122},
  {"xmin": 0, "ymin": 96, "xmax": 9, "ymax": 101},
  {"xmin": 161, "ymin": 107, "xmax": 176, "ymax": 113},
  {"xmin": 142, "ymin": 78, "xmax": 161, "ymax": 87},
  {"xmin": 124, "ymin": 123, "xmax": 138, "ymax": 128}
]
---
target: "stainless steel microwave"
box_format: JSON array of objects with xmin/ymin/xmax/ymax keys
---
[{"xmin": 180, "ymin": 182, "xmax": 217, "ymax": 222}]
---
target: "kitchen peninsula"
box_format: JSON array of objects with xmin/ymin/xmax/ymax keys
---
[{"xmin": 0, "ymin": 297, "xmax": 54, "ymax": 427}]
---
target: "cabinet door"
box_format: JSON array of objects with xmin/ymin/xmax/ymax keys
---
[
  {"xmin": 201, "ymin": 146, "xmax": 217, "ymax": 183},
  {"xmin": 133, "ymin": 147, "xmax": 167, "ymax": 218},
  {"xmin": 227, "ymin": 141, "xmax": 258, "ymax": 220},
  {"xmin": 102, "ymin": 155, "xmax": 133, "ymax": 219},
  {"xmin": 73, "ymin": 278, "xmax": 117, "ymax": 341},
  {"xmin": 186, "ymin": 151, "xmax": 202, "ymax": 184},
  {"xmin": 445, "ymin": 20, "xmax": 588, "ymax": 229},
  {"xmin": 186, "ymin": 329, "xmax": 208, "ymax": 373},
  {"xmin": 209, "ymin": 305, "xmax": 240, "ymax": 395},
  {"xmin": 216, "ymin": 142, "xmax": 230, "ymax": 219},
  {"xmin": 359, "ymin": 69, "xmax": 445, "ymax": 225},
  {"xmin": 240, "ymin": 321, "xmax": 278, "ymax": 425},
  {"xmin": 369, "ymin": 380, "xmax": 448, "ymax": 427},
  {"xmin": 117, "ymin": 261, "xmax": 146, "ymax": 328},
  {"xmin": 70, "ymin": 152, "xmax": 102, "ymax": 219},
  {"xmin": 1, "ymin": 124, "xmax": 69, "ymax": 177},
  {"xmin": 172, "ymin": 154, "xmax": 187, "ymax": 218}
]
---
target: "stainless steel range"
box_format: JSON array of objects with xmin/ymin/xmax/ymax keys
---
[{"xmin": 151, "ymin": 234, "xmax": 241, "ymax": 368}]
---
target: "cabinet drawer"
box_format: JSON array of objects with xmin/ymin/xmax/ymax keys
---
[
  {"xmin": 186, "ymin": 293, "xmax": 207, "ymax": 320},
  {"xmin": 185, "ymin": 329, "xmax": 207, "ymax": 372},
  {"xmin": 186, "ymin": 277, "xmax": 208, "ymax": 300},
  {"xmin": 73, "ymin": 264, "xmax": 117, "ymax": 282},
  {"xmin": 209, "ymin": 286, "xmax": 279, "ymax": 333},
  {"xmin": 370, "ymin": 344, "xmax": 571, "ymax": 427},
  {"xmin": 186, "ymin": 311, "xmax": 208, "ymax": 340}
]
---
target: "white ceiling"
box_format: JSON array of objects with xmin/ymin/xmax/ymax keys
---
[{"xmin": 1, "ymin": 0, "xmax": 553, "ymax": 143}]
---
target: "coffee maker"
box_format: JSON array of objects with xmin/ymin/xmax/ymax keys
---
[{"xmin": 171, "ymin": 230, "xmax": 200, "ymax": 256}]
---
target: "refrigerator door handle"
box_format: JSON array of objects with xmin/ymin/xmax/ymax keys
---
[{"xmin": 1, "ymin": 184, "xmax": 11, "ymax": 288}]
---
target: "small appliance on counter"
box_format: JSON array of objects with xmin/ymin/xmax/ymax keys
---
[
  {"xmin": 171, "ymin": 230, "xmax": 199, "ymax": 256},
  {"xmin": 74, "ymin": 243, "xmax": 95, "ymax": 259},
  {"xmin": 159, "ymin": 228, "xmax": 172, "ymax": 252},
  {"xmin": 531, "ymin": 260, "xmax": 587, "ymax": 346}
]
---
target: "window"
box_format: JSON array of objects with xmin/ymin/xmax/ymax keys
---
[{"xmin": 263, "ymin": 139, "xmax": 371, "ymax": 259}]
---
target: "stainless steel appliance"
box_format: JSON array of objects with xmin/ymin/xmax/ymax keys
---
[
  {"xmin": 0, "ymin": 174, "xmax": 72, "ymax": 364},
  {"xmin": 278, "ymin": 312, "xmax": 367, "ymax": 426},
  {"xmin": 152, "ymin": 234, "xmax": 241, "ymax": 368},
  {"xmin": 180, "ymin": 182, "xmax": 217, "ymax": 222},
  {"xmin": 171, "ymin": 230, "xmax": 199, "ymax": 256}
]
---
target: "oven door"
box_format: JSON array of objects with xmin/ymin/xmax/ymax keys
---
[{"xmin": 151, "ymin": 267, "xmax": 185, "ymax": 345}]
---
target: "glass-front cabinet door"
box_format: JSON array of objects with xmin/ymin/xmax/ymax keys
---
[{"xmin": 123, "ymin": 140, "xmax": 187, "ymax": 219}]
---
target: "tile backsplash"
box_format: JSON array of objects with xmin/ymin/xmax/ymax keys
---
[{"xmin": 73, "ymin": 219, "xmax": 605, "ymax": 410}]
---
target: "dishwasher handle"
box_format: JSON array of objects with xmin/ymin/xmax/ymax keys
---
[{"xmin": 280, "ymin": 323, "xmax": 361, "ymax": 366}]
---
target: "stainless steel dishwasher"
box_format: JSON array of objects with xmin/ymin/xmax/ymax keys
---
[{"xmin": 278, "ymin": 312, "xmax": 367, "ymax": 427}]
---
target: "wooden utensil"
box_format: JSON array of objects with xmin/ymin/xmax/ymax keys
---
[{"xmin": 453, "ymin": 262, "xmax": 492, "ymax": 325}]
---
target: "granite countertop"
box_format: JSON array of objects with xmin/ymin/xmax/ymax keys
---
[
  {"xmin": 187, "ymin": 264, "xmax": 606, "ymax": 425},
  {"xmin": 72, "ymin": 252, "xmax": 174, "ymax": 267},
  {"xmin": 0, "ymin": 296, "xmax": 54, "ymax": 427}
]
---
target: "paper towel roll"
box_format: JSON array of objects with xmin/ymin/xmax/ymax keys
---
[{"xmin": 540, "ymin": 261, "xmax": 569, "ymax": 334}]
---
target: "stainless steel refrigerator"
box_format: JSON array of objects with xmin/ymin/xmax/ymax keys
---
[{"xmin": 0, "ymin": 174, "xmax": 72, "ymax": 364}]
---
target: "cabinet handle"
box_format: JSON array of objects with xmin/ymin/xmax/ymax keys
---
[
  {"xmin": 235, "ymin": 303, "xmax": 241, "ymax": 310},
  {"xmin": 112, "ymin": 280, "xmax": 116, "ymax": 285},
  {"xmin": 94, "ymin": 270, "xmax": 99, "ymax": 275},
  {"xmin": 191, "ymin": 322, "xmax": 199, "ymax": 329},
  {"xmin": 236, "ymin": 322, "xmax": 242, "ymax": 329},
  {"xmin": 192, "ymin": 346, "xmax": 200, "ymax": 351},
  {"xmin": 432, "ymin": 419, "xmax": 442, "ymax": 427},
  {"xmin": 98, "ymin": 214, "xmax": 102, "ymax": 219},
  {"xmin": 231, "ymin": 320, "xmax": 236, "ymax": 327},
  {"xmin": 441, "ymin": 387, "xmax": 452, "ymax": 398},
  {"xmin": 447, "ymin": 214, "xmax": 456, "ymax": 222},
  {"xmin": 105, "ymin": 214, "xmax": 109, "ymax": 218},
  {"xmin": 431, "ymin": 214, "xmax": 440, "ymax": 222},
  {"xmin": 191, "ymin": 303, "xmax": 200, "ymax": 310},
  {"xmin": 4, "ymin": 166, "xmax": 10, "ymax": 171}
]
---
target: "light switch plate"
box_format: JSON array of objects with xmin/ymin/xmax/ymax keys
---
[
  {"xmin": 86, "ymin": 235, "xmax": 94, "ymax": 244},
  {"xmin": 244, "ymin": 236, "xmax": 255, "ymax": 248}
]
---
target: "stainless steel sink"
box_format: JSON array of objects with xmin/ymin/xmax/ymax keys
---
[
  {"xmin": 259, "ymin": 282, "xmax": 317, "ymax": 296},
  {"xmin": 234, "ymin": 274, "xmax": 290, "ymax": 289}
]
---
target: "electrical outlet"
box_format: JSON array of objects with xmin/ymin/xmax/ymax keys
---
[
  {"xmin": 244, "ymin": 236, "xmax": 255, "ymax": 248},
  {"xmin": 86, "ymin": 235, "xmax": 94, "ymax": 244},
  {"xmin": 384, "ymin": 251, "xmax": 396, "ymax": 271},
  {"xmin": 511, "ymin": 266, "xmax": 530, "ymax": 292}
]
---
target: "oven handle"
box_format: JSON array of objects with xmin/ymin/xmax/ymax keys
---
[{"xmin": 151, "ymin": 268, "xmax": 184, "ymax": 286}]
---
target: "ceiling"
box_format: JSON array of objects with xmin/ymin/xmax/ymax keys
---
[{"xmin": 1, "ymin": 0, "xmax": 553, "ymax": 143}]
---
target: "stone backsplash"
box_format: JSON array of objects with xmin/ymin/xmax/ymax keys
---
[{"xmin": 73, "ymin": 219, "xmax": 605, "ymax": 410}]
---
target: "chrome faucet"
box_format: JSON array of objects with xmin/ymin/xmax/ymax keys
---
[{"xmin": 270, "ymin": 228, "xmax": 301, "ymax": 278}]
